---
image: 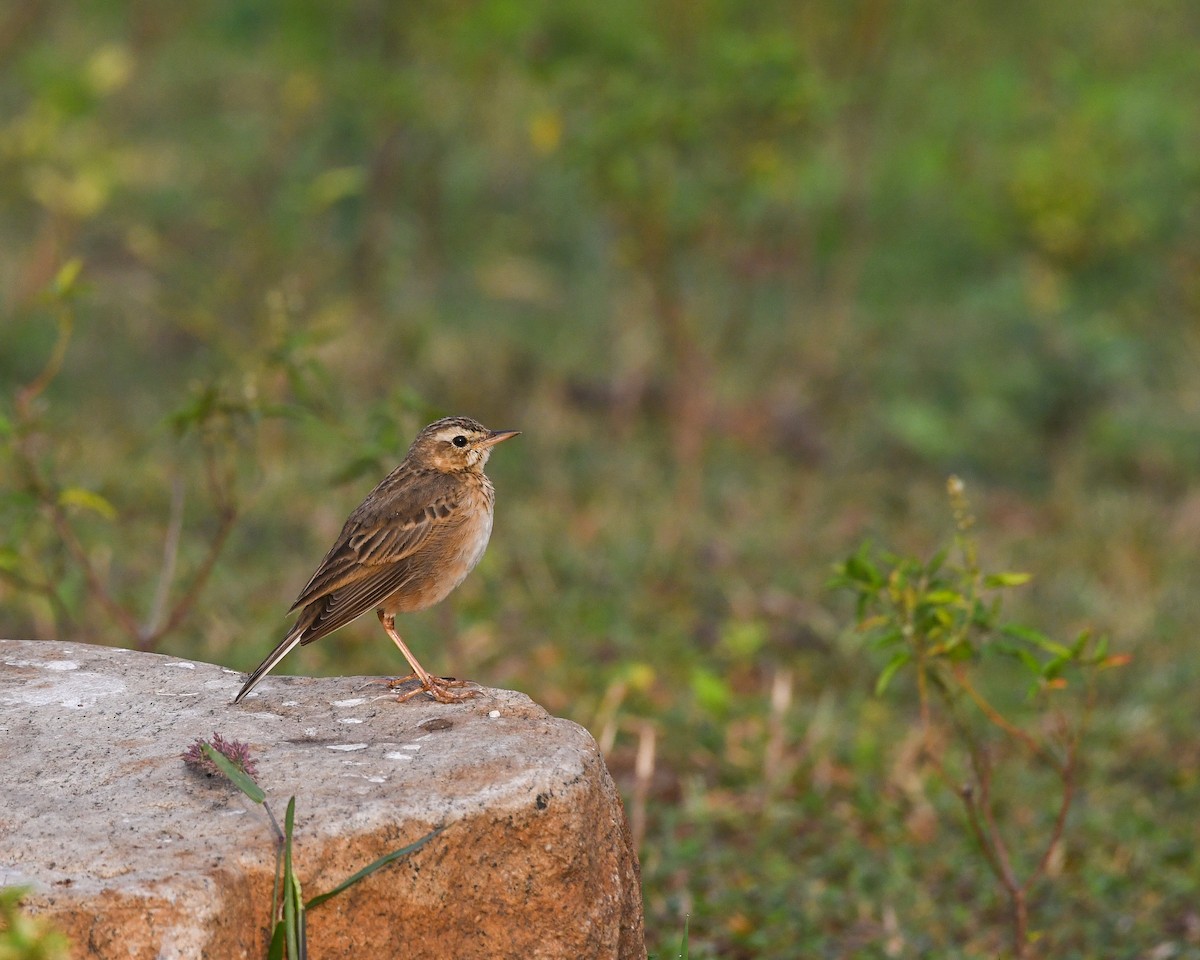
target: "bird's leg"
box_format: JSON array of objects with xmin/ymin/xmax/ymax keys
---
[{"xmin": 377, "ymin": 610, "xmax": 479, "ymax": 704}]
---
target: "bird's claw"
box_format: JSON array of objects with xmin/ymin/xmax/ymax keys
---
[{"xmin": 388, "ymin": 674, "xmax": 481, "ymax": 704}]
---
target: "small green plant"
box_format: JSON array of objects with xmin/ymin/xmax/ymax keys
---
[
  {"xmin": 677, "ymin": 914, "xmax": 689, "ymax": 960},
  {"xmin": 0, "ymin": 886, "xmax": 70, "ymax": 960},
  {"xmin": 647, "ymin": 914, "xmax": 689, "ymax": 960},
  {"xmin": 185, "ymin": 735, "xmax": 441, "ymax": 959},
  {"xmin": 831, "ymin": 476, "xmax": 1127, "ymax": 959}
]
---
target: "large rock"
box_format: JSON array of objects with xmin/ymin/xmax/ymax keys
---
[{"xmin": 0, "ymin": 638, "xmax": 644, "ymax": 959}]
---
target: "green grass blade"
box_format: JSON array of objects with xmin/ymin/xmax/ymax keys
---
[
  {"xmin": 305, "ymin": 826, "xmax": 444, "ymax": 910},
  {"xmin": 271, "ymin": 814, "xmax": 284, "ymax": 936},
  {"xmin": 679, "ymin": 914, "xmax": 690, "ymax": 960},
  {"xmin": 267, "ymin": 920, "xmax": 286, "ymax": 960},
  {"xmin": 200, "ymin": 742, "xmax": 265, "ymax": 803},
  {"xmin": 282, "ymin": 797, "xmax": 303, "ymax": 960}
]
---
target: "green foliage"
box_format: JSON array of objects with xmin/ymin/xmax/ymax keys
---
[
  {"xmin": 0, "ymin": 887, "xmax": 70, "ymax": 960},
  {"xmin": 832, "ymin": 481, "xmax": 1112, "ymax": 702},
  {"xmin": 832, "ymin": 477, "xmax": 1123, "ymax": 958},
  {"xmin": 648, "ymin": 914, "xmax": 689, "ymax": 960}
]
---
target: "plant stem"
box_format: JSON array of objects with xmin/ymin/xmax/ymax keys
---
[{"xmin": 955, "ymin": 666, "xmax": 1056, "ymax": 767}]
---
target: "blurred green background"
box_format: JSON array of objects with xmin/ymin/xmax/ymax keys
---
[{"xmin": 2, "ymin": 1, "xmax": 1199, "ymax": 956}]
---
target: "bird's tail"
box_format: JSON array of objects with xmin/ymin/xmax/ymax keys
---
[{"xmin": 233, "ymin": 627, "xmax": 305, "ymax": 704}]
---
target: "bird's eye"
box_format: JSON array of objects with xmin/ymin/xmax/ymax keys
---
[{"xmin": 452, "ymin": 435, "xmax": 468, "ymax": 448}]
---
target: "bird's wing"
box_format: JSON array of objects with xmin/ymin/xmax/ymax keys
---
[
  {"xmin": 289, "ymin": 519, "xmax": 426, "ymax": 608},
  {"xmin": 287, "ymin": 473, "xmax": 465, "ymax": 610},
  {"xmin": 292, "ymin": 562, "xmax": 424, "ymax": 647}
]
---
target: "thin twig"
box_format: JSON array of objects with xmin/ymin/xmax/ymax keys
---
[
  {"xmin": 141, "ymin": 504, "xmax": 236, "ymax": 649},
  {"xmin": 956, "ymin": 666, "xmax": 1057, "ymax": 768},
  {"xmin": 1030, "ymin": 730, "xmax": 1077, "ymax": 886},
  {"xmin": 137, "ymin": 440, "xmax": 239, "ymax": 650},
  {"xmin": 975, "ymin": 756, "xmax": 1018, "ymax": 897},
  {"xmin": 759, "ymin": 667, "xmax": 797, "ymax": 813},
  {"xmin": 630, "ymin": 722, "xmax": 657, "ymax": 849},
  {"xmin": 594, "ymin": 679, "xmax": 628, "ymax": 757},
  {"xmin": 142, "ymin": 474, "xmax": 186, "ymax": 641},
  {"xmin": 14, "ymin": 310, "xmax": 72, "ymax": 417},
  {"xmin": 969, "ymin": 739, "xmax": 1029, "ymax": 958},
  {"xmin": 958, "ymin": 783, "xmax": 1004, "ymax": 883}
]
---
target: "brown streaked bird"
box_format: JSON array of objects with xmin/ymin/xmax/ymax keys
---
[{"xmin": 233, "ymin": 416, "xmax": 519, "ymax": 705}]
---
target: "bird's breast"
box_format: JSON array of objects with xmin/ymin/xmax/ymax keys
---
[
  {"xmin": 454, "ymin": 503, "xmax": 495, "ymax": 584},
  {"xmin": 391, "ymin": 487, "xmax": 495, "ymax": 612}
]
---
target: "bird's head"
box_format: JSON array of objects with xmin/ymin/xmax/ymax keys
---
[{"xmin": 409, "ymin": 416, "xmax": 520, "ymax": 473}]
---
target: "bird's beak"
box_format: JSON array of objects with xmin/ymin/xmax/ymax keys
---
[{"xmin": 480, "ymin": 429, "xmax": 520, "ymax": 448}]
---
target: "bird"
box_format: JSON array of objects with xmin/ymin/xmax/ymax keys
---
[{"xmin": 233, "ymin": 416, "xmax": 519, "ymax": 705}]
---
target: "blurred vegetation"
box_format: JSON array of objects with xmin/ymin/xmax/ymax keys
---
[
  {"xmin": 0, "ymin": 886, "xmax": 69, "ymax": 960},
  {"xmin": 832, "ymin": 476, "xmax": 1127, "ymax": 959},
  {"xmin": 2, "ymin": 1, "xmax": 1199, "ymax": 956}
]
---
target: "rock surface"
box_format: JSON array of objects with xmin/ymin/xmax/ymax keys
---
[{"xmin": 0, "ymin": 638, "xmax": 644, "ymax": 959}]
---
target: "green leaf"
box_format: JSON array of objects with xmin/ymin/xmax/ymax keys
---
[
  {"xmin": 835, "ymin": 544, "xmax": 883, "ymax": 588},
  {"xmin": 283, "ymin": 797, "xmax": 304, "ymax": 960},
  {"xmin": 932, "ymin": 635, "xmax": 976, "ymax": 661},
  {"xmin": 679, "ymin": 913, "xmax": 690, "ymax": 960},
  {"xmin": 842, "ymin": 546, "xmax": 881, "ymax": 586},
  {"xmin": 885, "ymin": 567, "xmax": 908, "ymax": 596},
  {"xmin": 1001, "ymin": 624, "xmax": 1070, "ymax": 656},
  {"xmin": 268, "ymin": 920, "xmax": 286, "ymax": 960},
  {"xmin": 53, "ymin": 257, "xmax": 84, "ymax": 297},
  {"xmin": 1039, "ymin": 639, "xmax": 1073, "ymax": 659},
  {"xmin": 200, "ymin": 743, "xmax": 265, "ymax": 803},
  {"xmin": 993, "ymin": 640, "xmax": 1043, "ymax": 676},
  {"xmin": 926, "ymin": 547, "xmax": 948, "ymax": 576},
  {"xmin": 928, "ymin": 606, "xmax": 955, "ymax": 629},
  {"xmin": 1069, "ymin": 629, "xmax": 1092, "ymax": 658},
  {"xmin": 307, "ymin": 166, "xmax": 365, "ymax": 209},
  {"xmin": 690, "ymin": 666, "xmax": 731, "ymax": 715},
  {"xmin": 875, "ymin": 650, "xmax": 912, "ymax": 695},
  {"xmin": 306, "ymin": 826, "xmax": 444, "ymax": 909},
  {"xmin": 921, "ymin": 589, "xmax": 961, "ymax": 606},
  {"xmin": 58, "ymin": 487, "xmax": 117, "ymax": 520},
  {"xmin": 867, "ymin": 626, "xmax": 904, "ymax": 650},
  {"xmin": 984, "ymin": 571, "xmax": 1032, "ymax": 588}
]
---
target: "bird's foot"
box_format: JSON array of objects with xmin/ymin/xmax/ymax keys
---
[{"xmin": 389, "ymin": 674, "xmax": 481, "ymax": 704}]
